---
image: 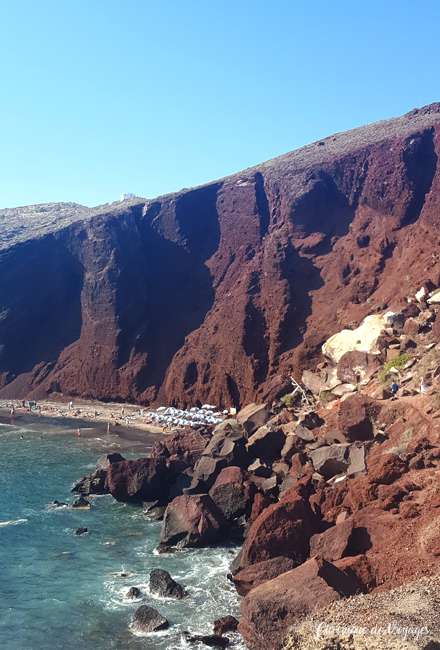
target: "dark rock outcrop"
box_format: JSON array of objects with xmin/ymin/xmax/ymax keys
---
[
  {"xmin": 158, "ymin": 494, "xmax": 230, "ymax": 549},
  {"xmin": 105, "ymin": 457, "xmax": 169, "ymax": 503},
  {"xmin": 126, "ymin": 586, "xmax": 142, "ymax": 599},
  {"xmin": 181, "ymin": 631, "xmax": 229, "ymax": 647},
  {"xmin": 208, "ymin": 466, "xmax": 255, "ymax": 522},
  {"xmin": 130, "ymin": 605, "xmax": 169, "ymax": 634},
  {"xmin": 149, "ymin": 568, "xmax": 188, "ymax": 599},
  {"xmin": 213, "ymin": 615, "xmax": 239, "ymax": 636}
]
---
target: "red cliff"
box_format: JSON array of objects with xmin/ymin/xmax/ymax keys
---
[{"xmin": 1, "ymin": 103, "xmax": 440, "ymax": 406}]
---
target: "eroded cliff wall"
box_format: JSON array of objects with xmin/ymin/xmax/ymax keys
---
[{"xmin": 2, "ymin": 103, "xmax": 440, "ymax": 406}]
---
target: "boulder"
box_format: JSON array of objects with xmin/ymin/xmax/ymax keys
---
[
  {"xmin": 208, "ymin": 466, "xmax": 255, "ymax": 522},
  {"xmin": 336, "ymin": 351, "xmax": 379, "ymax": 385},
  {"xmin": 310, "ymin": 444, "xmax": 350, "ymax": 478},
  {"xmin": 322, "ymin": 315, "xmax": 387, "ymax": 364},
  {"xmin": 237, "ymin": 403, "xmax": 269, "ymax": 436},
  {"xmin": 150, "ymin": 428, "xmax": 209, "ymax": 467},
  {"xmin": 181, "ymin": 631, "xmax": 229, "ymax": 647},
  {"xmin": 71, "ymin": 469, "xmax": 108, "ymax": 496},
  {"xmin": 232, "ymin": 556, "xmax": 296, "ymax": 596},
  {"xmin": 169, "ymin": 468, "xmax": 195, "ymax": 499},
  {"xmin": 130, "ymin": 605, "xmax": 169, "ymax": 634},
  {"xmin": 126, "ymin": 586, "xmax": 142, "ymax": 599},
  {"xmin": 72, "ymin": 496, "xmax": 90, "ymax": 508},
  {"xmin": 105, "ymin": 457, "xmax": 169, "ymax": 503},
  {"xmin": 249, "ymin": 474, "xmax": 278, "ymax": 497},
  {"xmin": 368, "ymin": 453, "xmax": 407, "ymax": 485},
  {"xmin": 338, "ymin": 394, "xmax": 377, "ymax": 442},
  {"xmin": 213, "ymin": 615, "xmax": 239, "ymax": 636},
  {"xmin": 74, "ymin": 527, "xmax": 87, "ymax": 536},
  {"xmin": 403, "ymin": 317, "xmax": 421, "ymax": 336},
  {"xmin": 233, "ymin": 479, "xmax": 321, "ymax": 573},
  {"xmin": 149, "ymin": 568, "xmax": 188, "ymax": 599},
  {"xmin": 246, "ymin": 425, "xmax": 286, "ymax": 462},
  {"xmin": 301, "ymin": 370, "xmax": 323, "ymax": 395},
  {"xmin": 158, "ymin": 494, "xmax": 230, "ymax": 549},
  {"xmin": 95, "ymin": 452, "xmax": 125, "ymax": 471},
  {"xmin": 248, "ymin": 492, "xmax": 273, "ymax": 527},
  {"xmin": 238, "ymin": 557, "xmax": 358, "ymax": 650},
  {"xmin": 192, "ymin": 428, "xmax": 250, "ymax": 488},
  {"xmin": 309, "ymin": 520, "xmax": 354, "ymax": 561},
  {"xmin": 333, "ymin": 554, "xmax": 376, "ymax": 591},
  {"xmin": 331, "ymin": 383, "xmax": 356, "ymax": 397},
  {"xmin": 247, "ymin": 459, "xmax": 272, "ymax": 478}
]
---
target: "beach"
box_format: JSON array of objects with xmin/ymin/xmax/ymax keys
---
[{"xmin": 0, "ymin": 398, "xmax": 167, "ymax": 452}]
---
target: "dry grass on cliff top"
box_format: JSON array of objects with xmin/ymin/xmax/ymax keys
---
[{"xmin": 283, "ymin": 573, "xmax": 440, "ymax": 650}]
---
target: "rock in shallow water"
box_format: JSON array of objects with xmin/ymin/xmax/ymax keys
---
[
  {"xmin": 182, "ymin": 631, "xmax": 229, "ymax": 646},
  {"xmin": 126, "ymin": 586, "xmax": 142, "ymax": 599},
  {"xmin": 149, "ymin": 568, "xmax": 188, "ymax": 599},
  {"xmin": 74, "ymin": 527, "xmax": 88, "ymax": 536},
  {"xmin": 130, "ymin": 605, "xmax": 169, "ymax": 634}
]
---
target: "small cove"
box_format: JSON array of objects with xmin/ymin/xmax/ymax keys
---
[{"xmin": 0, "ymin": 423, "xmax": 244, "ymax": 650}]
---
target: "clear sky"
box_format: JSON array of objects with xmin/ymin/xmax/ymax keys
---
[{"xmin": 1, "ymin": 0, "xmax": 440, "ymax": 209}]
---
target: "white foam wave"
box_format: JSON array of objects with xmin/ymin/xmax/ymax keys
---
[{"xmin": 0, "ymin": 518, "xmax": 28, "ymax": 527}]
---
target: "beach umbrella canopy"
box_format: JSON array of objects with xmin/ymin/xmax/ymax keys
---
[{"xmin": 157, "ymin": 406, "xmax": 166, "ymax": 411}]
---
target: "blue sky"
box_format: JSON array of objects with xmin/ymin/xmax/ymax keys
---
[{"xmin": 1, "ymin": 0, "xmax": 439, "ymax": 209}]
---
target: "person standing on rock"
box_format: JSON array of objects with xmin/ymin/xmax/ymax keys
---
[
  {"xmin": 389, "ymin": 381, "xmax": 398, "ymax": 397},
  {"xmin": 420, "ymin": 377, "xmax": 427, "ymax": 395}
]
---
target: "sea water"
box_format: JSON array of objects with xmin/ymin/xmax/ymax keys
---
[{"xmin": 0, "ymin": 423, "xmax": 245, "ymax": 650}]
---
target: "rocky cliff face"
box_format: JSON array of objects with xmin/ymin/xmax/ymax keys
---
[{"xmin": 2, "ymin": 103, "xmax": 440, "ymax": 406}]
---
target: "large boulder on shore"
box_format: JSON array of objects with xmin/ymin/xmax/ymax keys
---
[
  {"xmin": 232, "ymin": 478, "xmax": 321, "ymax": 574},
  {"xmin": 105, "ymin": 457, "xmax": 169, "ymax": 503},
  {"xmin": 95, "ymin": 453, "xmax": 125, "ymax": 470},
  {"xmin": 71, "ymin": 469, "xmax": 108, "ymax": 496},
  {"xmin": 149, "ymin": 568, "xmax": 188, "ymax": 599},
  {"xmin": 158, "ymin": 494, "xmax": 230, "ymax": 549},
  {"xmin": 238, "ymin": 557, "xmax": 358, "ymax": 650},
  {"xmin": 192, "ymin": 428, "xmax": 250, "ymax": 488},
  {"xmin": 208, "ymin": 466, "xmax": 255, "ymax": 522},
  {"xmin": 237, "ymin": 403, "xmax": 269, "ymax": 436},
  {"xmin": 150, "ymin": 428, "xmax": 209, "ymax": 467},
  {"xmin": 130, "ymin": 605, "xmax": 169, "ymax": 634},
  {"xmin": 322, "ymin": 314, "xmax": 386, "ymax": 364},
  {"xmin": 232, "ymin": 556, "xmax": 296, "ymax": 596}
]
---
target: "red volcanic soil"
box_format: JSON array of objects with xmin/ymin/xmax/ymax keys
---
[{"xmin": 1, "ymin": 103, "xmax": 440, "ymax": 406}]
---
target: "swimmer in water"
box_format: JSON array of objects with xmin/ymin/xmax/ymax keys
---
[{"xmin": 77, "ymin": 428, "xmax": 81, "ymax": 437}]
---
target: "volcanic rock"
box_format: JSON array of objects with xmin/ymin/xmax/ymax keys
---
[
  {"xmin": 126, "ymin": 586, "xmax": 142, "ymax": 599},
  {"xmin": 237, "ymin": 403, "xmax": 269, "ymax": 436},
  {"xmin": 337, "ymin": 351, "xmax": 379, "ymax": 385},
  {"xmin": 208, "ymin": 466, "xmax": 255, "ymax": 522},
  {"xmin": 213, "ymin": 615, "xmax": 239, "ymax": 636},
  {"xmin": 3, "ymin": 105, "xmax": 440, "ymax": 408},
  {"xmin": 105, "ymin": 457, "xmax": 169, "ymax": 503},
  {"xmin": 232, "ymin": 556, "xmax": 296, "ymax": 596},
  {"xmin": 149, "ymin": 568, "xmax": 188, "ymax": 599},
  {"xmin": 95, "ymin": 453, "xmax": 125, "ymax": 471},
  {"xmin": 158, "ymin": 494, "xmax": 230, "ymax": 549},
  {"xmin": 130, "ymin": 605, "xmax": 169, "ymax": 634},
  {"xmin": 74, "ymin": 527, "xmax": 87, "ymax": 536},
  {"xmin": 181, "ymin": 631, "xmax": 229, "ymax": 647},
  {"xmin": 71, "ymin": 496, "xmax": 90, "ymax": 508},
  {"xmin": 71, "ymin": 469, "xmax": 108, "ymax": 496},
  {"xmin": 309, "ymin": 520, "xmax": 354, "ymax": 561},
  {"xmin": 338, "ymin": 394, "xmax": 378, "ymax": 442},
  {"xmin": 246, "ymin": 425, "xmax": 285, "ymax": 462},
  {"xmin": 233, "ymin": 478, "xmax": 321, "ymax": 573},
  {"xmin": 238, "ymin": 557, "xmax": 358, "ymax": 650}
]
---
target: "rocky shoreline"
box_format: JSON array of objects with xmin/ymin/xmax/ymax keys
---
[{"xmin": 65, "ymin": 295, "xmax": 440, "ymax": 649}]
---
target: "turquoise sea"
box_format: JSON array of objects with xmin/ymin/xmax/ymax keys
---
[{"xmin": 0, "ymin": 422, "xmax": 244, "ymax": 650}]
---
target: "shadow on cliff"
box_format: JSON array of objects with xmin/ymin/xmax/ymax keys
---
[
  {"xmin": 0, "ymin": 237, "xmax": 83, "ymax": 381},
  {"xmin": 276, "ymin": 172, "xmax": 356, "ymax": 355},
  {"xmin": 134, "ymin": 184, "xmax": 222, "ymax": 396}
]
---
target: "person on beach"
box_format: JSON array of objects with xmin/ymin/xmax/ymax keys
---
[
  {"xmin": 107, "ymin": 423, "xmax": 110, "ymax": 434},
  {"xmin": 10, "ymin": 407, "xmax": 14, "ymax": 417},
  {"xmin": 421, "ymin": 377, "xmax": 427, "ymax": 395},
  {"xmin": 77, "ymin": 428, "xmax": 81, "ymax": 437},
  {"xmin": 121, "ymin": 407, "xmax": 124, "ymax": 417}
]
